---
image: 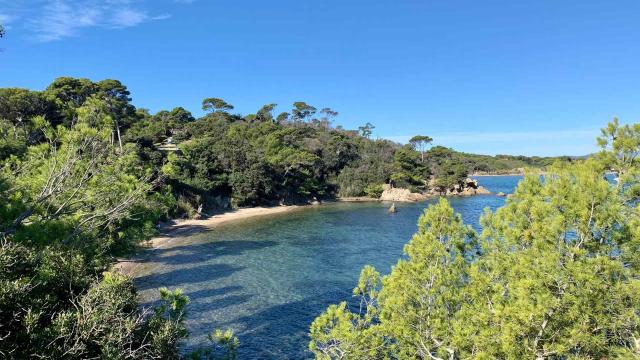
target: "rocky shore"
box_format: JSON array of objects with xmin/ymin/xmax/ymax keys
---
[{"xmin": 380, "ymin": 178, "xmax": 491, "ymax": 202}]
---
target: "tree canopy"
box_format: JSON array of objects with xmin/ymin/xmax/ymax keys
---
[
  {"xmin": 409, "ymin": 134, "xmax": 433, "ymax": 162},
  {"xmin": 202, "ymin": 97, "xmax": 234, "ymax": 113}
]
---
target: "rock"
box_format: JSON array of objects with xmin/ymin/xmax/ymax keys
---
[
  {"xmin": 464, "ymin": 178, "xmax": 479, "ymax": 189},
  {"xmin": 460, "ymin": 187, "xmax": 476, "ymax": 196},
  {"xmin": 457, "ymin": 185, "xmax": 491, "ymax": 196},
  {"xmin": 380, "ymin": 184, "xmax": 429, "ymax": 202},
  {"xmin": 388, "ymin": 203, "xmax": 397, "ymax": 213}
]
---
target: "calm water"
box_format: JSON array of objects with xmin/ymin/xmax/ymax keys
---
[{"xmin": 132, "ymin": 176, "xmax": 521, "ymax": 359}]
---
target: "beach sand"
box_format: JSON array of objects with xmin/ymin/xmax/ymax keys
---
[{"xmin": 113, "ymin": 205, "xmax": 302, "ymax": 275}]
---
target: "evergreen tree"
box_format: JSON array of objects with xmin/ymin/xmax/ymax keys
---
[{"xmin": 310, "ymin": 120, "xmax": 640, "ymax": 359}]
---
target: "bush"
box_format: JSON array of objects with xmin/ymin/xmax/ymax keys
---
[
  {"xmin": 175, "ymin": 194, "xmax": 201, "ymax": 219},
  {"xmin": 363, "ymin": 184, "xmax": 384, "ymax": 198}
]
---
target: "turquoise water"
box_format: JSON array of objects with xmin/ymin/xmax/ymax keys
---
[{"xmin": 133, "ymin": 176, "xmax": 522, "ymax": 359}]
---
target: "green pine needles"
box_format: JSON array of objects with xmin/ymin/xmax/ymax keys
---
[{"xmin": 310, "ymin": 120, "xmax": 640, "ymax": 359}]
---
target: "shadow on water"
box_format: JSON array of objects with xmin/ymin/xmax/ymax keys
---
[
  {"xmin": 135, "ymin": 263, "xmax": 244, "ymax": 291},
  {"xmin": 132, "ymin": 178, "xmax": 523, "ymax": 359},
  {"xmin": 134, "ymin": 240, "xmax": 278, "ymax": 310},
  {"xmin": 186, "ymin": 285, "xmax": 244, "ymax": 302},
  {"xmin": 144, "ymin": 240, "xmax": 279, "ymax": 265},
  {"xmin": 228, "ymin": 286, "xmax": 354, "ymax": 360}
]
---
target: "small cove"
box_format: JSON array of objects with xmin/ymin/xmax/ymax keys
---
[{"xmin": 131, "ymin": 176, "xmax": 522, "ymax": 359}]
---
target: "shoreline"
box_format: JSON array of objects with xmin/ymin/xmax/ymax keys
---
[
  {"xmin": 333, "ymin": 196, "xmax": 380, "ymax": 202},
  {"xmin": 472, "ymin": 172, "xmax": 525, "ymax": 176},
  {"xmin": 113, "ymin": 205, "xmax": 304, "ymax": 275},
  {"xmin": 114, "ymin": 186, "xmax": 503, "ymax": 275}
]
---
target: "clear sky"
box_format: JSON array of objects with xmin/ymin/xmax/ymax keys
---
[{"xmin": 1, "ymin": 0, "xmax": 639, "ymax": 156}]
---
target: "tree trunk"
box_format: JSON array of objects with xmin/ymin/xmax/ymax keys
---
[{"xmin": 114, "ymin": 117, "xmax": 123, "ymax": 152}]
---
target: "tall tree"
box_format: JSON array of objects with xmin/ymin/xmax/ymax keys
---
[
  {"xmin": 97, "ymin": 79, "xmax": 136, "ymax": 151},
  {"xmin": 202, "ymin": 97, "xmax": 234, "ymax": 113},
  {"xmin": 45, "ymin": 77, "xmax": 97, "ymax": 106},
  {"xmin": 276, "ymin": 112, "xmax": 290, "ymax": 124},
  {"xmin": 409, "ymin": 134, "xmax": 433, "ymax": 162},
  {"xmin": 0, "ymin": 88, "xmax": 54, "ymax": 141},
  {"xmin": 291, "ymin": 102, "xmax": 317, "ymax": 124},
  {"xmin": 357, "ymin": 122, "xmax": 375, "ymax": 139},
  {"xmin": 314, "ymin": 107, "xmax": 338, "ymax": 129},
  {"xmin": 256, "ymin": 103, "xmax": 277, "ymax": 123}
]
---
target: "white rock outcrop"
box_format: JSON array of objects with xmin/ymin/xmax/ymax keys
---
[
  {"xmin": 381, "ymin": 177, "xmax": 491, "ymax": 202},
  {"xmin": 380, "ymin": 184, "xmax": 428, "ymax": 202}
]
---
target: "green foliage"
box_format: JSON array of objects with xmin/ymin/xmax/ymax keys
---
[
  {"xmin": 0, "ymin": 84, "xmax": 186, "ymax": 358},
  {"xmin": 2, "ymin": 76, "xmax": 606, "ymax": 358},
  {"xmin": 363, "ymin": 184, "xmax": 384, "ymax": 198},
  {"xmin": 254, "ymin": 103, "xmax": 277, "ymax": 123},
  {"xmin": 336, "ymin": 139, "xmax": 395, "ymax": 197},
  {"xmin": 408, "ymin": 134, "xmax": 433, "ymax": 162},
  {"xmin": 49, "ymin": 274, "xmax": 189, "ymax": 359},
  {"xmin": 126, "ymin": 106, "xmax": 195, "ymax": 146},
  {"xmin": 2, "ymin": 98, "xmax": 165, "ymax": 249},
  {"xmin": 357, "ymin": 122, "xmax": 375, "ymax": 138},
  {"xmin": 0, "ymin": 239, "xmax": 190, "ymax": 358},
  {"xmin": 390, "ymin": 144, "xmax": 428, "ymax": 190},
  {"xmin": 310, "ymin": 120, "xmax": 640, "ymax": 359},
  {"xmin": 597, "ymin": 117, "xmax": 640, "ymax": 188},
  {"xmin": 291, "ymin": 101, "xmax": 317, "ymax": 123},
  {"xmin": 424, "ymin": 146, "xmax": 469, "ymax": 192},
  {"xmin": 187, "ymin": 329, "xmax": 240, "ymax": 360},
  {"xmin": 202, "ymin": 98, "xmax": 234, "ymax": 113}
]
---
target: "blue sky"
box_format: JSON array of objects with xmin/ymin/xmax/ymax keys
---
[{"xmin": 1, "ymin": 0, "xmax": 639, "ymax": 156}]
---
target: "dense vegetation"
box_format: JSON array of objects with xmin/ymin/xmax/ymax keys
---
[
  {"xmin": 0, "ymin": 76, "xmax": 524, "ymax": 358},
  {"xmin": 0, "ymin": 78, "xmax": 249, "ymax": 359},
  {"xmin": 309, "ymin": 119, "xmax": 640, "ymax": 359},
  {"xmin": 456, "ymin": 151, "xmax": 572, "ymax": 174},
  {"xmin": 0, "ymin": 76, "xmax": 614, "ymax": 359}
]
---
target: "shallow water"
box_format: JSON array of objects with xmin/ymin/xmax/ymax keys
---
[{"xmin": 133, "ymin": 176, "xmax": 522, "ymax": 359}]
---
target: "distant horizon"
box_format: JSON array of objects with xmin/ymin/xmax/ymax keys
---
[{"xmin": 2, "ymin": 0, "xmax": 639, "ymax": 156}]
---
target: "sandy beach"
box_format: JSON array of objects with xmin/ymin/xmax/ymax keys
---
[
  {"xmin": 113, "ymin": 205, "xmax": 303, "ymax": 275},
  {"xmin": 113, "ymin": 189, "xmax": 489, "ymax": 275}
]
